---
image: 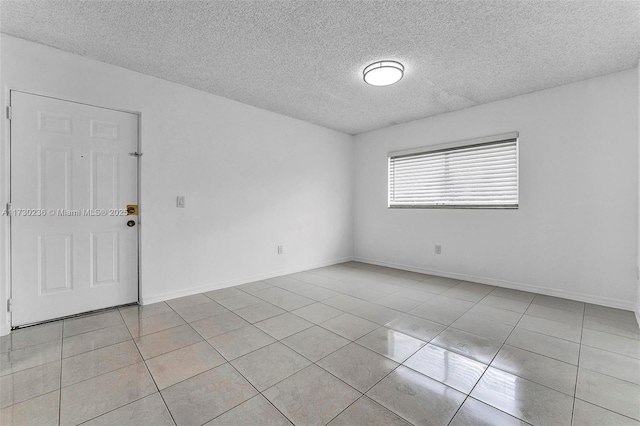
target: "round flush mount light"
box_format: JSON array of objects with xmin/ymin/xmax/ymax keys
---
[{"xmin": 363, "ymin": 60, "xmax": 404, "ymax": 86}]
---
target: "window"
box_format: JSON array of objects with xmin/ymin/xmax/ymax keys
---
[{"xmin": 388, "ymin": 132, "xmax": 518, "ymax": 208}]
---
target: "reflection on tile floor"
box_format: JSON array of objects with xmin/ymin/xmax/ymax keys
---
[{"xmin": 1, "ymin": 261, "xmax": 639, "ymax": 425}]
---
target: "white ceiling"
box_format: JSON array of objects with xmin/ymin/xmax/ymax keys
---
[{"xmin": 1, "ymin": 1, "xmax": 639, "ymax": 135}]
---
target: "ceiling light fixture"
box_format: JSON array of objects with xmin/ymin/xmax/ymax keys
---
[{"xmin": 363, "ymin": 60, "xmax": 404, "ymax": 86}]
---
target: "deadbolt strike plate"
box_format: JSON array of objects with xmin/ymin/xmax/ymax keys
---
[{"xmin": 126, "ymin": 204, "xmax": 138, "ymax": 215}]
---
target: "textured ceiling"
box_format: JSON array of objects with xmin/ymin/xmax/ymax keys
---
[{"xmin": 1, "ymin": 1, "xmax": 639, "ymax": 135}]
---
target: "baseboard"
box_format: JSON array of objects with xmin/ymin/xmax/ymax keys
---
[
  {"xmin": 140, "ymin": 256, "xmax": 355, "ymax": 305},
  {"xmin": 355, "ymin": 256, "xmax": 637, "ymax": 312}
]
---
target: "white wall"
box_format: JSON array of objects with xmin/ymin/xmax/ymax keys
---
[
  {"xmin": 0, "ymin": 35, "xmax": 354, "ymax": 334},
  {"xmin": 1, "ymin": 34, "xmax": 637, "ymax": 335},
  {"xmin": 354, "ymin": 69, "xmax": 639, "ymax": 310},
  {"xmin": 637, "ymin": 62, "xmax": 640, "ymax": 324}
]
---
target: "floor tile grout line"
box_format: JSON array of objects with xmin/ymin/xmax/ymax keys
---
[
  {"xmin": 1, "ymin": 355, "xmax": 63, "ymax": 379},
  {"xmin": 277, "ymin": 327, "xmax": 350, "ymax": 363},
  {"xmin": 515, "ymin": 311, "xmax": 584, "ymax": 328},
  {"xmin": 314, "ymin": 266, "xmax": 633, "ymax": 386},
  {"xmin": 1, "ymin": 388, "xmax": 61, "ymax": 416},
  {"xmin": 442, "ymin": 344, "xmax": 493, "ymax": 420},
  {"xmin": 5, "ymin": 318, "xmax": 109, "ymax": 356},
  {"xmin": 119, "ymin": 307, "xmax": 178, "ymax": 426},
  {"xmin": 5, "ymin": 263, "xmax": 638, "ymax": 425},
  {"xmin": 61, "ymin": 324, "xmax": 132, "ymax": 358},
  {"xmin": 285, "ymin": 322, "xmax": 407, "ymax": 367},
  {"xmin": 250, "ymin": 283, "xmax": 316, "ymax": 298},
  {"xmin": 130, "ymin": 321, "xmax": 194, "ymax": 341},
  {"xmin": 578, "ymin": 339, "xmax": 640, "ymax": 361},
  {"xmin": 583, "ymin": 311, "xmax": 640, "ymax": 327},
  {"xmin": 444, "ymin": 291, "xmax": 537, "ymax": 425},
  {"xmin": 570, "ymin": 303, "xmax": 587, "ymax": 426},
  {"xmin": 424, "ymin": 331, "xmax": 584, "ymax": 398},
  {"xmin": 350, "ymin": 326, "xmax": 426, "ymax": 361},
  {"xmin": 62, "ymin": 328, "xmax": 218, "ymax": 402},
  {"xmin": 313, "ymin": 348, "xmax": 410, "ymax": 424},
  {"xmin": 61, "ymin": 314, "xmax": 129, "ymax": 340},
  {"xmin": 296, "ymin": 284, "xmax": 420, "ymax": 315},
  {"xmin": 307, "ymin": 317, "xmax": 446, "ymax": 424},
  {"xmin": 507, "ymin": 324, "xmax": 584, "ymax": 351},
  {"xmin": 202, "ymin": 318, "xmax": 373, "ymax": 425},
  {"xmin": 581, "ymin": 322, "xmax": 640, "ymax": 342},
  {"xmin": 573, "ymin": 395, "xmax": 640, "ymax": 423},
  {"xmin": 173, "ymin": 309, "xmax": 234, "ymax": 325},
  {"xmin": 55, "ymin": 313, "xmax": 163, "ymax": 424},
  {"xmin": 476, "ymin": 292, "xmax": 535, "ymax": 368},
  {"xmin": 0, "ymin": 325, "xmax": 64, "ymax": 354},
  {"xmin": 312, "ymin": 316, "xmax": 378, "ymax": 342},
  {"xmin": 443, "ymin": 397, "xmax": 468, "ymax": 426},
  {"xmin": 270, "ymin": 362, "xmax": 366, "ymax": 421},
  {"xmin": 513, "ymin": 319, "xmax": 583, "ymax": 345},
  {"xmin": 497, "ymin": 341, "xmax": 578, "ymax": 368},
  {"xmin": 29, "ymin": 284, "xmax": 605, "ymax": 424},
  {"xmin": 71, "ymin": 338, "xmax": 173, "ymax": 426},
  {"xmin": 11, "ymin": 302, "xmax": 135, "ymax": 334},
  {"xmin": 75, "ymin": 393, "xmax": 173, "ymax": 426},
  {"xmin": 576, "ymin": 348, "xmax": 640, "ymax": 379},
  {"xmin": 0, "ymin": 359, "xmax": 60, "ymax": 409},
  {"xmin": 449, "ymin": 395, "xmax": 535, "ymax": 426},
  {"xmin": 204, "ymin": 325, "xmax": 277, "ymax": 357},
  {"xmin": 142, "ymin": 353, "xmax": 269, "ymax": 423},
  {"xmin": 57, "ymin": 318, "xmax": 64, "ymax": 426},
  {"xmin": 62, "ymin": 303, "xmax": 197, "ymax": 360},
  {"xmin": 165, "ymin": 294, "xmax": 220, "ymax": 312},
  {"xmin": 235, "ymin": 294, "xmax": 379, "ymax": 339},
  {"xmin": 144, "ymin": 361, "xmax": 227, "ymax": 400},
  {"xmin": 61, "ymin": 336, "xmax": 135, "ymax": 362},
  {"xmin": 321, "ymin": 394, "xmax": 371, "ymax": 426},
  {"xmin": 59, "ymin": 340, "xmax": 149, "ymax": 390},
  {"xmin": 207, "ymin": 354, "xmax": 299, "ymax": 426},
  {"xmin": 472, "ymin": 345, "xmax": 580, "ymax": 398},
  {"xmin": 217, "ymin": 298, "xmax": 265, "ymax": 312}
]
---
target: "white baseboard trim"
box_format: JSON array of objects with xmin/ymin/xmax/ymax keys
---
[
  {"xmin": 140, "ymin": 256, "xmax": 355, "ymax": 305},
  {"xmin": 355, "ymin": 256, "xmax": 637, "ymax": 312}
]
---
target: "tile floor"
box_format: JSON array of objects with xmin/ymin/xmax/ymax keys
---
[{"xmin": 1, "ymin": 261, "xmax": 639, "ymax": 425}]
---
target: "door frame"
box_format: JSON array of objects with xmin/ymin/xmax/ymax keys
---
[{"xmin": 3, "ymin": 88, "xmax": 143, "ymax": 330}]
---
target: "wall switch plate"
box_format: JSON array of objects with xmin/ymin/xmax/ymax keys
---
[
  {"xmin": 277, "ymin": 245, "xmax": 283, "ymax": 255},
  {"xmin": 177, "ymin": 196, "xmax": 185, "ymax": 208},
  {"xmin": 435, "ymin": 245, "xmax": 441, "ymax": 255}
]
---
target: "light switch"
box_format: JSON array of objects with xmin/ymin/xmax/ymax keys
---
[{"xmin": 177, "ymin": 196, "xmax": 185, "ymax": 208}]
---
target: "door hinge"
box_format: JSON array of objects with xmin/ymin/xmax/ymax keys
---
[
  {"xmin": 7, "ymin": 299, "xmax": 12, "ymax": 313},
  {"xmin": 6, "ymin": 106, "xmax": 12, "ymax": 120}
]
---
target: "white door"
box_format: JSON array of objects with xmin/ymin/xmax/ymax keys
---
[{"xmin": 10, "ymin": 91, "xmax": 139, "ymax": 326}]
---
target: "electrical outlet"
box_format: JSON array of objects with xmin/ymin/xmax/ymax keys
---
[
  {"xmin": 435, "ymin": 245, "xmax": 441, "ymax": 255},
  {"xmin": 277, "ymin": 245, "xmax": 283, "ymax": 255},
  {"xmin": 176, "ymin": 196, "xmax": 185, "ymax": 208}
]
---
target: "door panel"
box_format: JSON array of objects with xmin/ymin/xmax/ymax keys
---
[
  {"xmin": 39, "ymin": 146, "xmax": 72, "ymax": 209},
  {"xmin": 38, "ymin": 234, "xmax": 73, "ymax": 293},
  {"xmin": 91, "ymin": 231, "xmax": 119, "ymax": 286},
  {"xmin": 11, "ymin": 91, "xmax": 139, "ymax": 326},
  {"xmin": 92, "ymin": 151, "xmax": 119, "ymax": 210}
]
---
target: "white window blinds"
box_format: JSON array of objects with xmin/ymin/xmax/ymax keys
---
[{"xmin": 388, "ymin": 135, "xmax": 518, "ymax": 208}]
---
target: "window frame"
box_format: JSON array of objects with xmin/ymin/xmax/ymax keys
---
[{"xmin": 388, "ymin": 132, "xmax": 519, "ymax": 209}]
